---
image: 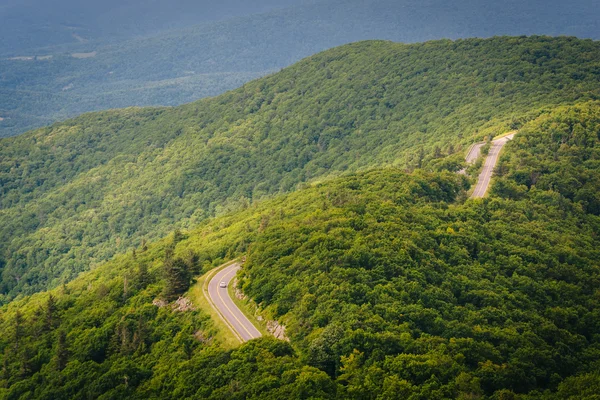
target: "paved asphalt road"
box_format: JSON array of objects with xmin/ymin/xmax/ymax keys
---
[
  {"xmin": 465, "ymin": 142, "xmax": 485, "ymax": 164},
  {"xmin": 208, "ymin": 263, "xmax": 262, "ymax": 342},
  {"xmin": 470, "ymin": 133, "xmax": 515, "ymax": 198},
  {"xmin": 206, "ymin": 135, "xmax": 514, "ymax": 339}
]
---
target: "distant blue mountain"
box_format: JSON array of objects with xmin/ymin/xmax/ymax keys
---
[
  {"xmin": 0, "ymin": 0, "xmax": 305, "ymax": 55},
  {"xmin": 0, "ymin": 0, "xmax": 598, "ymax": 137}
]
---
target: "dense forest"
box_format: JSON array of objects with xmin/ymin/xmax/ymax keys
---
[
  {"xmin": 0, "ymin": 103, "xmax": 599, "ymax": 398},
  {"xmin": 2, "ymin": 0, "xmax": 599, "ymax": 137},
  {"xmin": 1, "ymin": 36, "xmax": 599, "ymax": 302}
]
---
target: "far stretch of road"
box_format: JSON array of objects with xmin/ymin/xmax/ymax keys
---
[
  {"xmin": 207, "ymin": 262, "xmax": 262, "ymax": 342},
  {"xmin": 469, "ymin": 133, "xmax": 516, "ymax": 198}
]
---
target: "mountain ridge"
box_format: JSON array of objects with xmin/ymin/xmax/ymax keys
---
[
  {"xmin": 1, "ymin": 0, "xmax": 599, "ymax": 137},
  {"xmin": 1, "ymin": 36, "xmax": 599, "ymax": 300}
]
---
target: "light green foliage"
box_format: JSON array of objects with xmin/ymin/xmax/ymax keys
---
[{"xmin": 2, "ymin": 36, "xmax": 600, "ymax": 300}]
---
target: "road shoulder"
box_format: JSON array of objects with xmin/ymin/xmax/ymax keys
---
[
  {"xmin": 227, "ymin": 280, "xmax": 270, "ymax": 337},
  {"xmin": 189, "ymin": 260, "xmax": 242, "ymax": 348}
]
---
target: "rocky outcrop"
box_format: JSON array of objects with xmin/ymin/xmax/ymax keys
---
[
  {"xmin": 173, "ymin": 296, "xmax": 196, "ymax": 312},
  {"xmin": 194, "ymin": 330, "xmax": 213, "ymax": 344},
  {"xmin": 152, "ymin": 298, "xmax": 168, "ymax": 308},
  {"xmin": 267, "ymin": 320, "xmax": 289, "ymax": 341},
  {"xmin": 152, "ymin": 296, "xmax": 196, "ymax": 312},
  {"xmin": 233, "ymin": 278, "xmax": 248, "ymax": 300}
]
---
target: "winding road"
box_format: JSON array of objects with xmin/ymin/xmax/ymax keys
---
[
  {"xmin": 470, "ymin": 133, "xmax": 516, "ymax": 198},
  {"xmin": 207, "ymin": 262, "xmax": 262, "ymax": 342},
  {"xmin": 205, "ymin": 134, "xmax": 515, "ymax": 341}
]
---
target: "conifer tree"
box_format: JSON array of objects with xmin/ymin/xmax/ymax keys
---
[
  {"xmin": 1, "ymin": 352, "xmax": 9, "ymax": 381},
  {"xmin": 19, "ymin": 346, "xmax": 32, "ymax": 378},
  {"xmin": 173, "ymin": 229, "xmax": 184, "ymax": 244},
  {"xmin": 134, "ymin": 262, "xmax": 151, "ymax": 290},
  {"xmin": 163, "ymin": 257, "xmax": 191, "ymax": 300},
  {"xmin": 122, "ymin": 276, "xmax": 129, "ymax": 302},
  {"xmin": 14, "ymin": 311, "xmax": 23, "ymax": 351},
  {"xmin": 184, "ymin": 249, "xmax": 200, "ymax": 275},
  {"xmin": 162, "ymin": 244, "xmax": 190, "ymax": 300},
  {"xmin": 44, "ymin": 294, "xmax": 57, "ymax": 331},
  {"xmin": 56, "ymin": 331, "xmax": 69, "ymax": 371}
]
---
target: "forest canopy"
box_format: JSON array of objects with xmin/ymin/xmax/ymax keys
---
[
  {"xmin": 0, "ymin": 103, "xmax": 599, "ymax": 399},
  {"xmin": 1, "ymin": 36, "xmax": 600, "ymax": 301}
]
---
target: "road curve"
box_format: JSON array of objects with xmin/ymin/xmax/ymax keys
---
[
  {"xmin": 207, "ymin": 262, "xmax": 262, "ymax": 342},
  {"xmin": 465, "ymin": 142, "xmax": 486, "ymax": 164},
  {"xmin": 470, "ymin": 133, "xmax": 515, "ymax": 198}
]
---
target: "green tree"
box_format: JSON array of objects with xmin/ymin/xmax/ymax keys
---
[
  {"xmin": 133, "ymin": 262, "xmax": 151, "ymax": 290},
  {"xmin": 44, "ymin": 294, "xmax": 57, "ymax": 332},
  {"xmin": 163, "ymin": 257, "xmax": 191, "ymax": 301},
  {"xmin": 56, "ymin": 330, "xmax": 69, "ymax": 371},
  {"xmin": 13, "ymin": 310, "xmax": 24, "ymax": 351}
]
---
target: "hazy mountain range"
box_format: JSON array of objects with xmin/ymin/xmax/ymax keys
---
[{"xmin": 0, "ymin": 0, "xmax": 598, "ymax": 137}]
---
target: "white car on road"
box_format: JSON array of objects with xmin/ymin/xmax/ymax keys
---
[{"xmin": 219, "ymin": 281, "xmax": 227, "ymax": 288}]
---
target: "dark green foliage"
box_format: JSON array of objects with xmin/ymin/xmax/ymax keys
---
[
  {"xmin": 12, "ymin": 310, "xmax": 23, "ymax": 351},
  {"xmin": 163, "ymin": 256, "xmax": 191, "ymax": 301},
  {"xmin": 184, "ymin": 249, "xmax": 201, "ymax": 276},
  {"xmin": 55, "ymin": 330, "xmax": 69, "ymax": 371},
  {"xmin": 2, "ymin": 36, "xmax": 600, "ymax": 301},
  {"xmin": 162, "ymin": 233, "xmax": 193, "ymax": 300},
  {"xmin": 493, "ymin": 102, "xmax": 600, "ymax": 215},
  {"xmin": 43, "ymin": 294, "xmax": 58, "ymax": 332},
  {"xmin": 133, "ymin": 263, "xmax": 152, "ymax": 291},
  {"xmin": 551, "ymin": 373, "xmax": 600, "ymax": 400}
]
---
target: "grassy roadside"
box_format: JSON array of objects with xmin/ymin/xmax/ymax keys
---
[
  {"xmin": 227, "ymin": 282, "xmax": 270, "ymax": 337},
  {"xmin": 493, "ymin": 130, "xmax": 518, "ymax": 140},
  {"xmin": 188, "ymin": 260, "xmax": 241, "ymax": 349}
]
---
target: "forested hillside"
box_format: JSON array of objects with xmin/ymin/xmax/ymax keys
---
[
  {"xmin": 493, "ymin": 104, "xmax": 600, "ymax": 214},
  {"xmin": 1, "ymin": 36, "xmax": 599, "ymax": 301},
  {"xmin": 1, "ymin": 103, "xmax": 599, "ymax": 398},
  {"xmin": 2, "ymin": 0, "xmax": 599, "ymax": 137}
]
